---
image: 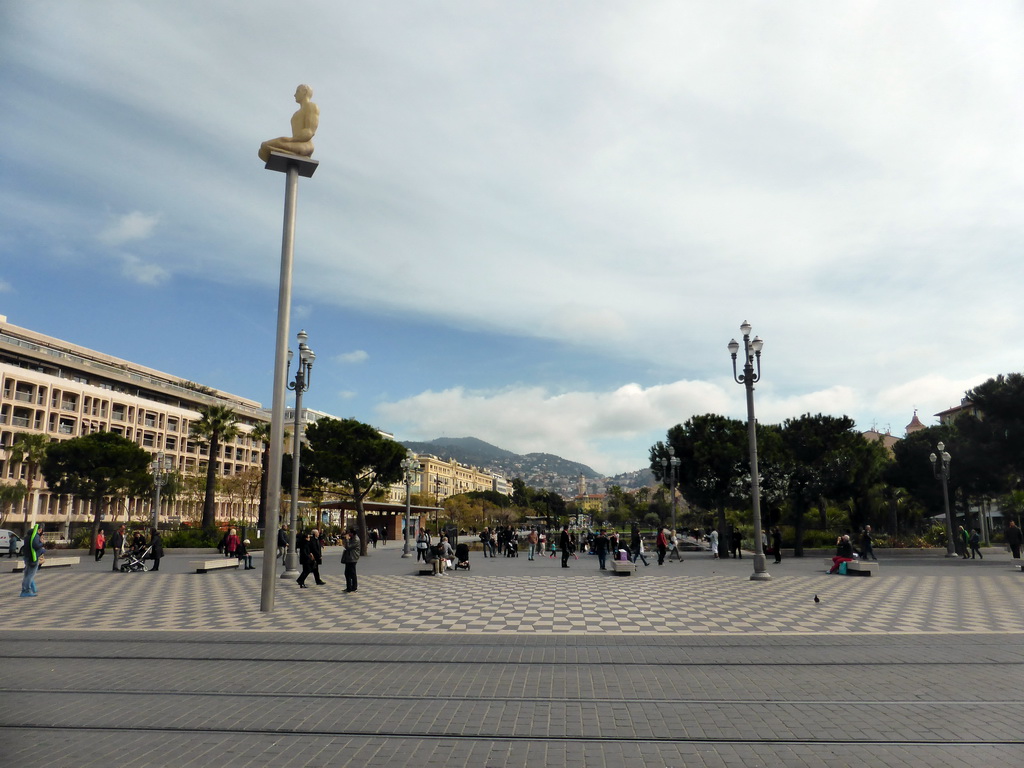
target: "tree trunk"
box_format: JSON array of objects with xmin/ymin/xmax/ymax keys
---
[
  {"xmin": 89, "ymin": 496, "xmax": 107, "ymax": 557},
  {"xmin": 355, "ymin": 497, "xmax": 368, "ymax": 556},
  {"xmin": 257, "ymin": 443, "xmax": 269, "ymax": 532},
  {"xmin": 792, "ymin": 500, "xmax": 806, "ymax": 558},
  {"xmin": 202, "ymin": 434, "xmax": 219, "ymax": 531},
  {"xmin": 716, "ymin": 502, "xmax": 726, "ymax": 557}
]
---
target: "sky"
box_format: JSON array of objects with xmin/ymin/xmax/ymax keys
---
[{"xmin": 2, "ymin": 2, "xmax": 1022, "ymax": 476}]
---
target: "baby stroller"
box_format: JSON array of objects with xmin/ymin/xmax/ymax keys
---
[
  {"xmin": 505, "ymin": 538, "xmax": 519, "ymax": 557},
  {"xmin": 454, "ymin": 542, "xmax": 470, "ymax": 570},
  {"xmin": 120, "ymin": 543, "xmax": 151, "ymax": 572}
]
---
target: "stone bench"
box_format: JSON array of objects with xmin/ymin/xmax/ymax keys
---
[
  {"xmin": 610, "ymin": 558, "xmax": 636, "ymax": 575},
  {"xmin": 191, "ymin": 559, "xmax": 240, "ymax": 573},
  {"xmin": 823, "ymin": 558, "xmax": 878, "ymax": 576},
  {"xmin": 12, "ymin": 556, "xmax": 80, "ymax": 572}
]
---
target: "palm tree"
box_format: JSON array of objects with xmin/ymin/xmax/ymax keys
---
[
  {"xmin": 189, "ymin": 405, "xmax": 239, "ymax": 531},
  {"xmin": 8, "ymin": 433, "xmax": 51, "ymax": 534}
]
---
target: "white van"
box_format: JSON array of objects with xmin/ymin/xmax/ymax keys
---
[{"xmin": 0, "ymin": 529, "xmax": 24, "ymax": 556}]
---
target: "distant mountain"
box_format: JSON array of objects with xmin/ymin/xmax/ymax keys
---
[{"xmin": 400, "ymin": 436, "xmax": 650, "ymax": 495}]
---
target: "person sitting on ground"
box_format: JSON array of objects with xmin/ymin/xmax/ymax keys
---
[{"xmin": 829, "ymin": 534, "xmax": 856, "ymax": 573}]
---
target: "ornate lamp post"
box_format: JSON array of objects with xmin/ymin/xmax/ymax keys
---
[
  {"xmin": 728, "ymin": 321, "xmax": 771, "ymax": 581},
  {"xmin": 434, "ymin": 475, "xmax": 443, "ymax": 536},
  {"xmin": 149, "ymin": 452, "xmax": 173, "ymax": 531},
  {"xmin": 929, "ymin": 442, "xmax": 957, "ymax": 557},
  {"xmin": 281, "ymin": 330, "xmax": 314, "ymax": 579},
  {"xmin": 660, "ymin": 446, "xmax": 681, "ymax": 535},
  {"xmin": 401, "ymin": 454, "xmax": 418, "ymax": 558}
]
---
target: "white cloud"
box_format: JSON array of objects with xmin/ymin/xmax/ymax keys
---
[
  {"xmin": 98, "ymin": 211, "xmax": 160, "ymax": 247},
  {"xmin": 119, "ymin": 254, "xmax": 169, "ymax": 286},
  {"xmin": 0, "ymin": 279, "xmax": 11, "ymax": 293},
  {"xmin": 336, "ymin": 350, "xmax": 369, "ymax": 364},
  {"xmin": 375, "ymin": 379, "xmax": 733, "ymax": 474}
]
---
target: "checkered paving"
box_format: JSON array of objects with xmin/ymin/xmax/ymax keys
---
[{"xmin": 4, "ymin": 561, "xmax": 1024, "ymax": 635}]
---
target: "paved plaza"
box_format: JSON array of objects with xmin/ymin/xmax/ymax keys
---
[{"xmin": 2, "ymin": 542, "xmax": 1023, "ymax": 766}]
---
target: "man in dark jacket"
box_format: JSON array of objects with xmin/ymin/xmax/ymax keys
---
[
  {"xmin": 341, "ymin": 528, "xmax": 361, "ymax": 592},
  {"xmin": 594, "ymin": 530, "xmax": 610, "ymax": 570},
  {"xmin": 149, "ymin": 528, "xmax": 164, "ymax": 571},
  {"xmin": 559, "ymin": 525, "xmax": 571, "ymax": 568},
  {"xmin": 110, "ymin": 525, "xmax": 126, "ymax": 572},
  {"xmin": 1006, "ymin": 521, "xmax": 1023, "ymax": 559}
]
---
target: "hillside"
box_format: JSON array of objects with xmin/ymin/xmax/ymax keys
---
[{"xmin": 400, "ymin": 436, "xmax": 650, "ymax": 495}]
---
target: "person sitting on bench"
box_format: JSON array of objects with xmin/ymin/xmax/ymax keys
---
[{"xmin": 829, "ymin": 534, "xmax": 855, "ymax": 573}]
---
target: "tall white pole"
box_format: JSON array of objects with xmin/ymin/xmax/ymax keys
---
[{"xmin": 260, "ymin": 154, "xmax": 317, "ymax": 612}]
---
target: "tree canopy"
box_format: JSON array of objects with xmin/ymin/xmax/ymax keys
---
[
  {"xmin": 304, "ymin": 417, "xmax": 406, "ymax": 554},
  {"xmin": 41, "ymin": 431, "xmax": 151, "ymax": 552}
]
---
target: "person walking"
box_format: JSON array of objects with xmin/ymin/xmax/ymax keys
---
[
  {"xmin": 341, "ymin": 528, "xmax": 360, "ymax": 592},
  {"xmin": 94, "ymin": 530, "xmax": 106, "ymax": 562},
  {"xmin": 771, "ymin": 526, "xmax": 782, "ymax": 564},
  {"xmin": 480, "ymin": 528, "xmax": 491, "ymax": 557},
  {"xmin": 630, "ymin": 527, "xmax": 649, "ymax": 566},
  {"xmin": 969, "ymin": 528, "xmax": 983, "ymax": 560},
  {"xmin": 297, "ymin": 531, "xmax": 326, "ymax": 588},
  {"xmin": 860, "ymin": 525, "xmax": 877, "ymax": 561},
  {"xmin": 560, "ymin": 525, "xmax": 571, "ymax": 568},
  {"xmin": 19, "ymin": 523, "xmax": 44, "ymax": 597},
  {"xmin": 958, "ymin": 526, "xmax": 970, "ymax": 560},
  {"xmin": 111, "ymin": 525, "xmax": 127, "ymax": 572},
  {"xmin": 1006, "ymin": 521, "xmax": 1022, "ymax": 559},
  {"xmin": 276, "ymin": 525, "xmax": 288, "ymax": 560},
  {"xmin": 709, "ymin": 529, "xmax": 719, "ymax": 559},
  {"xmin": 594, "ymin": 529, "xmax": 610, "ymax": 570},
  {"xmin": 148, "ymin": 528, "xmax": 163, "ymax": 571},
  {"xmin": 526, "ymin": 529, "xmax": 538, "ymax": 561},
  {"xmin": 656, "ymin": 528, "xmax": 668, "ymax": 566},
  {"xmin": 731, "ymin": 528, "xmax": 743, "ymax": 558}
]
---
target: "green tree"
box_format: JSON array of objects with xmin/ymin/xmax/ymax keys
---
[
  {"xmin": 304, "ymin": 417, "xmax": 406, "ymax": 555},
  {"xmin": 0, "ymin": 482, "xmax": 27, "ymax": 528},
  {"xmin": 8, "ymin": 432, "xmax": 51, "ymax": 533},
  {"xmin": 652, "ymin": 414, "xmax": 748, "ymax": 547},
  {"xmin": 965, "ymin": 373, "xmax": 1024, "ymax": 488},
  {"xmin": 41, "ymin": 432, "xmax": 151, "ymax": 554},
  {"xmin": 776, "ymin": 414, "xmax": 886, "ymax": 556},
  {"xmin": 189, "ymin": 405, "xmax": 239, "ymax": 531}
]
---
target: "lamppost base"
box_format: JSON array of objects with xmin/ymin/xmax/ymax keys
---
[
  {"xmin": 401, "ymin": 548, "xmax": 412, "ymax": 558},
  {"xmin": 280, "ymin": 552, "xmax": 299, "ymax": 579},
  {"xmin": 750, "ymin": 554, "xmax": 772, "ymax": 581}
]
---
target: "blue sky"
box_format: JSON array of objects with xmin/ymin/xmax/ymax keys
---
[{"xmin": 2, "ymin": 2, "xmax": 1022, "ymax": 475}]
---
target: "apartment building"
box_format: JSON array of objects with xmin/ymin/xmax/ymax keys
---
[
  {"xmin": 413, "ymin": 454, "xmax": 508, "ymax": 502},
  {"xmin": 0, "ymin": 317, "xmax": 268, "ymax": 531}
]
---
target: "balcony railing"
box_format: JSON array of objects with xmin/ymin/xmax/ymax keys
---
[{"xmin": 14, "ymin": 391, "xmax": 34, "ymax": 402}]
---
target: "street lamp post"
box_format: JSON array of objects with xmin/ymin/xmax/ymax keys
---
[
  {"xmin": 401, "ymin": 455, "xmax": 418, "ymax": 558},
  {"xmin": 728, "ymin": 321, "xmax": 771, "ymax": 581},
  {"xmin": 929, "ymin": 442, "xmax": 957, "ymax": 557},
  {"xmin": 434, "ymin": 475, "xmax": 443, "ymax": 536},
  {"xmin": 661, "ymin": 447, "xmax": 681, "ymax": 535},
  {"xmin": 282, "ymin": 330, "xmax": 315, "ymax": 579},
  {"xmin": 149, "ymin": 452, "xmax": 173, "ymax": 531}
]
